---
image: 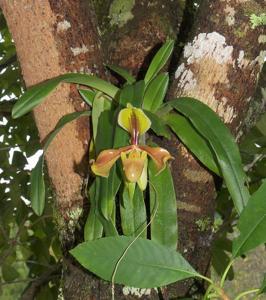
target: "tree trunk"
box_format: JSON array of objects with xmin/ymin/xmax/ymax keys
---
[
  {"xmin": 166, "ymin": 0, "xmax": 265, "ymax": 297},
  {"xmin": 1, "ymin": 0, "xmax": 265, "ymax": 299}
]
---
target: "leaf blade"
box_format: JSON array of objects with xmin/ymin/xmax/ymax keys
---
[
  {"xmin": 144, "ymin": 40, "xmax": 174, "ymax": 84},
  {"xmin": 232, "ymin": 180, "xmax": 266, "ymax": 257},
  {"xmin": 171, "ymin": 97, "xmax": 249, "ymax": 214},
  {"xmin": 12, "ymin": 73, "xmax": 119, "ymax": 118},
  {"xmin": 30, "ymin": 110, "xmax": 91, "ymax": 216},
  {"xmin": 106, "ymin": 64, "xmax": 136, "ymax": 84},
  {"xmin": 167, "ymin": 112, "xmax": 220, "ymax": 175},
  {"xmin": 70, "ymin": 236, "xmax": 198, "ymax": 288},
  {"xmin": 149, "ymin": 162, "xmax": 178, "ymax": 250},
  {"xmin": 30, "ymin": 157, "xmax": 45, "ymax": 216},
  {"xmin": 143, "ymin": 73, "xmax": 169, "ymax": 112}
]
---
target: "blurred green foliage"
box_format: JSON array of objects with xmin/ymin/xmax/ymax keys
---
[{"xmin": 0, "ymin": 10, "xmax": 61, "ymax": 300}]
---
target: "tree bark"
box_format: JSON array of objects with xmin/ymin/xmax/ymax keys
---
[
  {"xmin": 166, "ymin": 0, "xmax": 265, "ymax": 297},
  {"xmin": 1, "ymin": 0, "xmax": 265, "ymax": 299},
  {"xmin": 0, "ymin": 0, "xmax": 106, "ymax": 246}
]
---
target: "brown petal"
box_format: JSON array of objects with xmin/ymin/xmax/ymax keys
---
[
  {"xmin": 91, "ymin": 145, "xmax": 132, "ymax": 177},
  {"xmin": 139, "ymin": 145, "xmax": 173, "ymax": 173}
]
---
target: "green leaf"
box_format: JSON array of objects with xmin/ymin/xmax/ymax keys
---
[
  {"xmin": 143, "ymin": 73, "xmax": 169, "ymax": 112},
  {"xmin": 167, "ymin": 113, "xmax": 220, "ymax": 175},
  {"xmin": 144, "ymin": 110, "xmax": 171, "ymax": 139},
  {"xmin": 79, "ymin": 88, "xmax": 96, "ymax": 106},
  {"xmin": 92, "ymin": 93, "xmax": 112, "ymax": 143},
  {"xmin": 171, "ymin": 98, "xmax": 249, "ymax": 214},
  {"xmin": 106, "ymin": 64, "xmax": 135, "ymax": 84},
  {"xmin": 212, "ymin": 238, "xmax": 234, "ymax": 280},
  {"xmin": 70, "ymin": 236, "xmax": 198, "ymax": 288},
  {"xmin": 259, "ymin": 274, "xmax": 266, "ymax": 294},
  {"xmin": 149, "ymin": 162, "xmax": 178, "ymax": 250},
  {"xmin": 144, "ymin": 40, "xmax": 174, "ymax": 84},
  {"xmin": 2, "ymin": 264, "xmax": 20, "ymax": 282},
  {"xmin": 232, "ymin": 180, "xmax": 266, "ymax": 257},
  {"xmin": 43, "ymin": 111, "xmax": 91, "ymax": 152},
  {"xmin": 12, "ymin": 73, "xmax": 119, "ymax": 118},
  {"xmin": 30, "ymin": 158, "xmax": 45, "ymax": 216},
  {"xmin": 132, "ymin": 80, "xmax": 145, "ymax": 108},
  {"xmin": 120, "ymin": 185, "xmax": 147, "ymax": 238},
  {"xmin": 119, "ymin": 81, "xmax": 145, "ymax": 108},
  {"xmin": 12, "ymin": 78, "xmax": 60, "ymax": 118},
  {"xmin": 30, "ymin": 111, "xmax": 91, "ymax": 216},
  {"xmin": 84, "ymin": 180, "xmax": 103, "ymax": 241}
]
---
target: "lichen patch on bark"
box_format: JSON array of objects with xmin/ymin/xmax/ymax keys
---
[
  {"xmin": 224, "ymin": 4, "xmax": 236, "ymax": 26},
  {"xmin": 122, "ymin": 287, "xmax": 153, "ymax": 297},
  {"xmin": 173, "ymin": 31, "xmax": 260, "ymax": 124},
  {"xmin": 183, "ymin": 32, "xmax": 233, "ymax": 65}
]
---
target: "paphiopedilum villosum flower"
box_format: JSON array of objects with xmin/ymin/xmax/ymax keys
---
[{"xmin": 91, "ymin": 104, "xmax": 173, "ymax": 191}]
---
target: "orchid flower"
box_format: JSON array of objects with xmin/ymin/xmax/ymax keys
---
[{"xmin": 91, "ymin": 104, "xmax": 173, "ymax": 190}]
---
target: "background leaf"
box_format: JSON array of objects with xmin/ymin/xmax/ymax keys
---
[
  {"xmin": 70, "ymin": 236, "xmax": 198, "ymax": 288},
  {"xmin": 171, "ymin": 98, "xmax": 249, "ymax": 214},
  {"xmin": 167, "ymin": 112, "xmax": 220, "ymax": 175},
  {"xmin": 259, "ymin": 273, "xmax": 266, "ymax": 294},
  {"xmin": 143, "ymin": 73, "xmax": 169, "ymax": 112},
  {"xmin": 144, "ymin": 40, "xmax": 174, "ymax": 84},
  {"xmin": 106, "ymin": 64, "xmax": 135, "ymax": 84},
  {"xmin": 30, "ymin": 158, "xmax": 45, "ymax": 216},
  {"xmin": 232, "ymin": 180, "xmax": 266, "ymax": 257}
]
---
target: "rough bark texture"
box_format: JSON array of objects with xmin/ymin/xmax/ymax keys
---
[
  {"xmin": 0, "ymin": 0, "xmax": 105, "ymax": 242},
  {"xmin": 1, "ymin": 0, "xmax": 265, "ymax": 299},
  {"xmin": 167, "ymin": 0, "xmax": 265, "ymax": 297}
]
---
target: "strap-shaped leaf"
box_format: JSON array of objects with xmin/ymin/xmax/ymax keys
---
[
  {"xmin": 144, "ymin": 40, "xmax": 174, "ymax": 84},
  {"xmin": 70, "ymin": 236, "xmax": 198, "ymax": 288},
  {"xmin": 167, "ymin": 113, "xmax": 220, "ymax": 176},
  {"xmin": 92, "ymin": 93, "xmax": 112, "ymax": 144},
  {"xmin": 12, "ymin": 73, "xmax": 119, "ymax": 118},
  {"xmin": 171, "ymin": 98, "xmax": 249, "ymax": 214},
  {"xmin": 143, "ymin": 73, "xmax": 169, "ymax": 112},
  {"xmin": 119, "ymin": 81, "xmax": 145, "ymax": 108},
  {"xmin": 79, "ymin": 88, "xmax": 96, "ymax": 106},
  {"xmin": 149, "ymin": 162, "xmax": 178, "ymax": 250},
  {"xmin": 120, "ymin": 185, "xmax": 147, "ymax": 238},
  {"xmin": 98, "ymin": 176, "xmax": 118, "ymax": 236},
  {"xmin": 106, "ymin": 64, "xmax": 136, "ymax": 84},
  {"xmin": 232, "ymin": 180, "xmax": 266, "ymax": 257},
  {"xmin": 84, "ymin": 179, "xmax": 103, "ymax": 241},
  {"xmin": 43, "ymin": 110, "xmax": 91, "ymax": 151},
  {"xmin": 30, "ymin": 110, "xmax": 91, "ymax": 216}
]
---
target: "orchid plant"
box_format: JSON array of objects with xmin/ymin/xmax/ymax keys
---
[
  {"xmin": 91, "ymin": 104, "xmax": 172, "ymax": 195},
  {"xmin": 11, "ymin": 40, "xmax": 266, "ymax": 299}
]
